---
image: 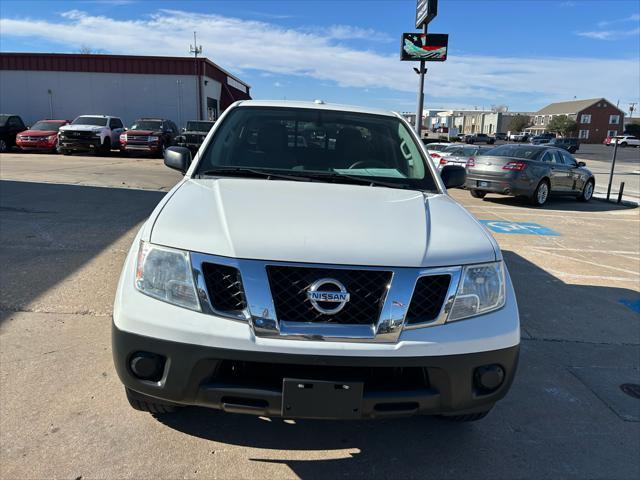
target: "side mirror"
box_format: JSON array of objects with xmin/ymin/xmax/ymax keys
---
[
  {"xmin": 164, "ymin": 146, "xmax": 192, "ymax": 173},
  {"xmin": 440, "ymin": 165, "xmax": 466, "ymax": 189},
  {"xmin": 578, "ymin": 161, "xmax": 586, "ymax": 167}
]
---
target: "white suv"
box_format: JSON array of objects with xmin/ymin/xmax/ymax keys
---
[
  {"xmin": 113, "ymin": 100, "xmax": 520, "ymax": 421},
  {"xmin": 609, "ymin": 135, "xmax": 640, "ymax": 147},
  {"xmin": 59, "ymin": 115, "xmax": 125, "ymax": 155}
]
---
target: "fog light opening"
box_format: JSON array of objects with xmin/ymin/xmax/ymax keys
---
[
  {"xmin": 474, "ymin": 364, "xmax": 505, "ymax": 394},
  {"xmin": 130, "ymin": 352, "xmax": 165, "ymax": 381}
]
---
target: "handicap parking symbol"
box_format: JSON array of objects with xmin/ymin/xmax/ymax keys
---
[{"xmin": 480, "ymin": 220, "xmax": 560, "ymax": 236}]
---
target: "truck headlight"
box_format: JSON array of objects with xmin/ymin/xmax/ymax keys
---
[
  {"xmin": 148, "ymin": 136, "xmax": 159, "ymax": 142},
  {"xmin": 449, "ymin": 261, "xmax": 505, "ymax": 321},
  {"xmin": 134, "ymin": 241, "xmax": 201, "ymax": 311}
]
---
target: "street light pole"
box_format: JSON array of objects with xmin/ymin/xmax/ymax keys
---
[{"xmin": 189, "ymin": 32, "xmax": 203, "ymax": 120}]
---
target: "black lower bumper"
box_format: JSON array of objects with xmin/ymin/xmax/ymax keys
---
[{"xmin": 112, "ymin": 323, "xmax": 519, "ymax": 419}]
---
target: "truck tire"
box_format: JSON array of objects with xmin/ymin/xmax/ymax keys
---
[
  {"xmin": 442, "ymin": 409, "xmax": 491, "ymax": 422},
  {"xmin": 125, "ymin": 388, "xmax": 177, "ymax": 414},
  {"xmin": 98, "ymin": 137, "xmax": 111, "ymax": 156},
  {"xmin": 61, "ymin": 149, "xmax": 72, "ymax": 156}
]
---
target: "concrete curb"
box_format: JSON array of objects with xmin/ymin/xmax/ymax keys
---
[{"xmin": 593, "ymin": 193, "xmax": 639, "ymax": 208}]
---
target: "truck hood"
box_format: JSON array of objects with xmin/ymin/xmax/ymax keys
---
[
  {"xmin": 126, "ymin": 129, "xmax": 160, "ymax": 136},
  {"xmin": 18, "ymin": 129, "xmax": 59, "ymax": 137},
  {"xmin": 60, "ymin": 124, "xmax": 104, "ymax": 132},
  {"xmin": 150, "ymin": 179, "xmax": 498, "ymax": 267}
]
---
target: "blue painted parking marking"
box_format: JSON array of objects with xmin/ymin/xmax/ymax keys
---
[
  {"xmin": 480, "ymin": 220, "xmax": 560, "ymax": 236},
  {"xmin": 619, "ymin": 299, "xmax": 640, "ymax": 314}
]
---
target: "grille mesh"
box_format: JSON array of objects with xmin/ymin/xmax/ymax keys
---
[
  {"xmin": 202, "ymin": 263, "xmax": 247, "ymax": 314},
  {"xmin": 405, "ymin": 275, "xmax": 451, "ymax": 325},
  {"xmin": 266, "ymin": 266, "xmax": 392, "ymax": 325}
]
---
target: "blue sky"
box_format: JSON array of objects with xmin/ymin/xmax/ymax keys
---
[{"xmin": 1, "ymin": 0, "xmax": 639, "ymax": 113}]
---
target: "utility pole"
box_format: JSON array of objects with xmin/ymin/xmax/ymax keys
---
[
  {"xmin": 414, "ymin": 24, "xmax": 428, "ymax": 136},
  {"xmin": 190, "ymin": 32, "xmax": 203, "ymax": 120},
  {"xmin": 629, "ymin": 102, "xmax": 636, "ymax": 118}
]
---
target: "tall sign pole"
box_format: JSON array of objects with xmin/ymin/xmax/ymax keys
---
[
  {"xmin": 415, "ymin": 23, "xmax": 427, "ymax": 136},
  {"xmin": 413, "ymin": 0, "xmax": 439, "ymax": 136}
]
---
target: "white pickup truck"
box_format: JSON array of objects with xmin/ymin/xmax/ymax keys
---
[
  {"xmin": 113, "ymin": 100, "xmax": 520, "ymax": 422},
  {"xmin": 58, "ymin": 115, "xmax": 125, "ymax": 155}
]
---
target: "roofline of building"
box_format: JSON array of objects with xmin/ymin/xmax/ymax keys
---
[{"xmin": 0, "ymin": 52, "xmax": 251, "ymax": 89}]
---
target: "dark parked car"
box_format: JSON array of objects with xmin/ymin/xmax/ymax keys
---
[
  {"xmin": 466, "ymin": 133, "xmax": 495, "ymax": 144},
  {"xmin": 547, "ymin": 137, "xmax": 579, "ymax": 153},
  {"xmin": 0, "ymin": 114, "xmax": 27, "ymax": 152},
  {"xmin": 15, "ymin": 119, "xmax": 70, "ymax": 153},
  {"xmin": 175, "ymin": 120, "xmax": 215, "ymax": 154},
  {"xmin": 465, "ymin": 144, "xmax": 594, "ymax": 206},
  {"xmin": 120, "ymin": 118, "xmax": 179, "ymax": 157},
  {"xmin": 494, "ymin": 132, "xmax": 508, "ymax": 141},
  {"xmin": 530, "ymin": 133, "xmax": 556, "ymax": 145}
]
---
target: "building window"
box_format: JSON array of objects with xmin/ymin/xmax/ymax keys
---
[
  {"xmin": 609, "ymin": 115, "xmax": 620, "ymax": 124},
  {"xmin": 579, "ymin": 129, "xmax": 590, "ymax": 139},
  {"xmin": 580, "ymin": 114, "xmax": 591, "ymax": 124},
  {"xmin": 540, "ymin": 116, "xmax": 545, "ymax": 125},
  {"xmin": 607, "ymin": 130, "xmax": 618, "ymax": 137}
]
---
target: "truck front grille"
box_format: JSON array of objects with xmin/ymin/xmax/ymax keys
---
[
  {"xmin": 266, "ymin": 266, "xmax": 392, "ymax": 325},
  {"xmin": 185, "ymin": 134, "xmax": 205, "ymax": 144},
  {"xmin": 202, "ymin": 263, "xmax": 247, "ymax": 315},
  {"xmin": 61, "ymin": 131, "xmax": 94, "ymax": 140},
  {"xmin": 405, "ymin": 275, "xmax": 451, "ymax": 324}
]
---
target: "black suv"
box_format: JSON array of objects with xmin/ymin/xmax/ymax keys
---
[
  {"xmin": 175, "ymin": 120, "xmax": 215, "ymax": 154},
  {"xmin": 466, "ymin": 133, "xmax": 495, "ymax": 145},
  {"xmin": 547, "ymin": 137, "xmax": 579, "ymax": 153},
  {"xmin": 0, "ymin": 114, "xmax": 27, "ymax": 152}
]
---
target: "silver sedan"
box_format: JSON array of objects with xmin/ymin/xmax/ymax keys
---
[
  {"xmin": 465, "ymin": 144, "xmax": 595, "ymax": 206},
  {"xmin": 437, "ymin": 145, "xmax": 494, "ymax": 170}
]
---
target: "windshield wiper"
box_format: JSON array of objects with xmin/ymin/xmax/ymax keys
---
[
  {"xmin": 301, "ymin": 172, "xmax": 414, "ymax": 189},
  {"xmin": 198, "ymin": 167, "xmax": 318, "ymax": 182}
]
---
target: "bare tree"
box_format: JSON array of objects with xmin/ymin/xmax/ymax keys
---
[{"xmin": 78, "ymin": 45, "xmax": 94, "ymax": 54}]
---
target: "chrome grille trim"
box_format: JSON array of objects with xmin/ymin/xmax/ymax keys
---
[{"xmin": 190, "ymin": 252, "xmax": 462, "ymax": 343}]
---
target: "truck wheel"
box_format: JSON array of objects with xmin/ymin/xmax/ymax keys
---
[
  {"xmin": 0, "ymin": 139, "xmax": 7, "ymax": 152},
  {"xmin": 61, "ymin": 149, "xmax": 72, "ymax": 156},
  {"xmin": 530, "ymin": 179, "xmax": 550, "ymax": 206},
  {"xmin": 125, "ymin": 388, "xmax": 177, "ymax": 414},
  {"xmin": 98, "ymin": 138, "xmax": 111, "ymax": 156},
  {"xmin": 442, "ymin": 409, "xmax": 491, "ymax": 422},
  {"xmin": 470, "ymin": 190, "xmax": 486, "ymax": 199}
]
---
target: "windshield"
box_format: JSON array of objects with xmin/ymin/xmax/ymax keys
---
[
  {"xmin": 427, "ymin": 144, "xmax": 450, "ymax": 152},
  {"xmin": 485, "ymin": 144, "xmax": 544, "ymax": 160},
  {"xmin": 0, "ymin": 115, "xmax": 9, "ymax": 127},
  {"xmin": 131, "ymin": 120, "xmax": 162, "ymax": 131},
  {"xmin": 186, "ymin": 121, "xmax": 214, "ymax": 132},
  {"xmin": 72, "ymin": 116, "xmax": 107, "ymax": 126},
  {"xmin": 197, "ymin": 106, "xmax": 437, "ymax": 191},
  {"xmin": 31, "ymin": 121, "xmax": 65, "ymax": 131}
]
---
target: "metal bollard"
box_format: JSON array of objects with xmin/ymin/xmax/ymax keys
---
[{"xmin": 617, "ymin": 182, "xmax": 625, "ymax": 204}]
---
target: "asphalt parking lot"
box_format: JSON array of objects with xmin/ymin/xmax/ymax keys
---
[{"xmin": 1, "ymin": 152, "xmax": 639, "ymax": 479}]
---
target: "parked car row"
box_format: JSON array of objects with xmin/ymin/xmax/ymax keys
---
[{"xmin": 0, "ymin": 113, "xmax": 215, "ymax": 156}]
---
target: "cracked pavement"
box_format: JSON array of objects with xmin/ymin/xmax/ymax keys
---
[{"xmin": 0, "ymin": 153, "xmax": 638, "ymax": 479}]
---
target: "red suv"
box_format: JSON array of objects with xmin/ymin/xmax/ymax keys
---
[
  {"xmin": 119, "ymin": 118, "xmax": 178, "ymax": 157},
  {"xmin": 16, "ymin": 119, "xmax": 70, "ymax": 153}
]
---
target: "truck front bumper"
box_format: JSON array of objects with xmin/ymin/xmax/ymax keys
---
[{"xmin": 113, "ymin": 323, "xmax": 519, "ymax": 419}]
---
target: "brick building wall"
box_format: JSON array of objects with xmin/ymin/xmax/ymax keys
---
[{"xmin": 575, "ymin": 101, "xmax": 624, "ymax": 144}]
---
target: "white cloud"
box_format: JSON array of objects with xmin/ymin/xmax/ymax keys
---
[
  {"xmin": 597, "ymin": 13, "xmax": 640, "ymax": 27},
  {"xmin": 0, "ymin": 9, "xmax": 638, "ymax": 108},
  {"xmin": 577, "ymin": 27, "xmax": 640, "ymax": 40}
]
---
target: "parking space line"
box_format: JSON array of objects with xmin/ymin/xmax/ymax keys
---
[
  {"xmin": 531, "ymin": 246, "xmax": 640, "ymax": 260},
  {"xmin": 535, "ymin": 250, "xmax": 640, "ymax": 276},
  {"xmin": 545, "ymin": 271, "xmax": 639, "ymax": 283}
]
